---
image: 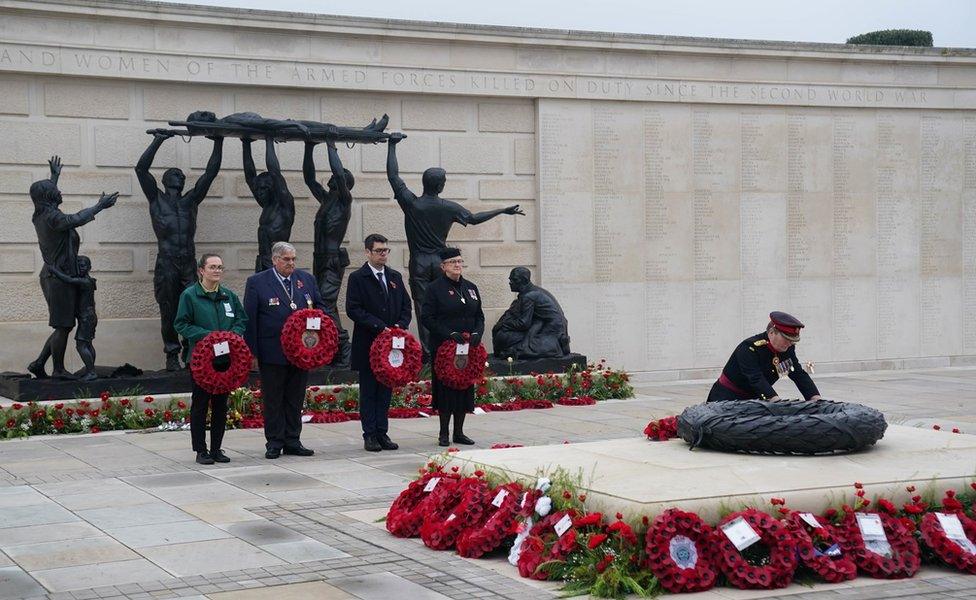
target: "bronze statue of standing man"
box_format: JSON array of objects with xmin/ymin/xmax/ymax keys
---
[
  {"xmin": 136, "ymin": 131, "xmax": 223, "ymax": 371},
  {"xmin": 386, "ymin": 133, "xmax": 523, "ymax": 355},
  {"xmin": 244, "ymin": 137, "xmax": 295, "ymax": 273},
  {"xmin": 304, "ymin": 135, "xmax": 353, "ymax": 366},
  {"xmin": 29, "ymin": 156, "xmax": 118, "ymax": 379}
]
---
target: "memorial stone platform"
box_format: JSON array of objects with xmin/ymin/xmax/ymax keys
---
[
  {"xmin": 1, "ymin": 367, "xmax": 976, "ymax": 599},
  {"xmin": 449, "ymin": 425, "xmax": 976, "ymax": 521}
]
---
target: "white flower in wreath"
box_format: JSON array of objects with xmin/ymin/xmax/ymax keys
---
[
  {"xmin": 535, "ymin": 496, "xmax": 552, "ymax": 517},
  {"xmin": 535, "ymin": 477, "xmax": 551, "ymax": 493}
]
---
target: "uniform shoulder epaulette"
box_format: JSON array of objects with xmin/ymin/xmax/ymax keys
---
[{"xmin": 753, "ymin": 339, "xmax": 767, "ymax": 347}]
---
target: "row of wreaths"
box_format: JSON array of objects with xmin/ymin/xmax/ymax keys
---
[
  {"xmin": 190, "ymin": 309, "xmax": 487, "ymax": 393},
  {"xmin": 386, "ymin": 470, "xmax": 976, "ymax": 594}
]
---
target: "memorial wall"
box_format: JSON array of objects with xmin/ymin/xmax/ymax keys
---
[
  {"xmin": 539, "ymin": 100, "xmax": 976, "ymax": 371},
  {"xmin": 0, "ymin": 0, "xmax": 974, "ymax": 374}
]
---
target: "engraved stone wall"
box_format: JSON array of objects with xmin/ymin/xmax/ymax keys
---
[
  {"xmin": 0, "ymin": 0, "xmax": 974, "ymax": 375},
  {"xmin": 539, "ymin": 99, "xmax": 976, "ymax": 371}
]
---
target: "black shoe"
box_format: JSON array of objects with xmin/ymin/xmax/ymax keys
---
[
  {"xmin": 438, "ymin": 434, "xmax": 450, "ymax": 447},
  {"xmin": 378, "ymin": 434, "xmax": 399, "ymax": 451},
  {"xmin": 453, "ymin": 434, "xmax": 475, "ymax": 445},
  {"xmin": 27, "ymin": 360, "xmax": 48, "ymax": 379},
  {"xmin": 283, "ymin": 445, "xmax": 314, "ymax": 456},
  {"xmin": 196, "ymin": 451, "xmax": 214, "ymax": 465},
  {"xmin": 364, "ymin": 435, "xmax": 382, "ymax": 452},
  {"xmin": 210, "ymin": 449, "xmax": 230, "ymax": 463},
  {"xmin": 265, "ymin": 447, "xmax": 281, "ymax": 459},
  {"xmin": 165, "ymin": 354, "xmax": 181, "ymax": 372}
]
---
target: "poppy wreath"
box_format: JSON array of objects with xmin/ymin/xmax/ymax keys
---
[
  {"xmin": 456, "ymin": 482, "xmax": 525, "ymax": 558},
  {"xmin": 189, "ymin": 331, "xmax": 253, "ymax": 394},
  {"xmin": 556, "ymin": 395, "xmax": 597, "ymax": 406},
  {"xmin": 420, "ymin": 476, "xmax": 491, "ymax": 550},
  {"xmin": 386, "ymin": 472, "xmax": 460, "ymax": 538},
  {"xmin": 516, "ymin": 508, "xmax": 580, "ymax": 580},
  {"xmin": 838, "ymin": 511, "xmax": 920, "ymax": 579},
  {"xmin": 645, "ymin": 508, "xmax": 719, "ymax": 593},
  {"xmin": 433, "ymin": 334, "xmax": 488, "ymax": 390},
  {"xmin": 787, "ymin": 513, "xmax": 857, "ymax": 583},
  {"xmin": 710, "ymin": 509, "xmax": 798, "ymax": 589},
  {"xmin": 369, "ymin": 327, "xmax": 423, "ymax": 389},
  {"xmin": 280, "ymin": 308, "xmax": 338, "ymax": 370},
  {"xmin": 919, "ymin": 512, "xmax": 976, "ymax": 574}
]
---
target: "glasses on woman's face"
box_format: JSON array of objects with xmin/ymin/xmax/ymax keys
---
[
  {"xmin": 205, "ymin": 265, "xmax": 224, "ymax": 272},
  {"xmin": 370, "ymin": 248, "xmax": 391, "ymax": 255},
  {"xmin": 443, "ymin": 259, "xmax": 464, "ymax": 266}
]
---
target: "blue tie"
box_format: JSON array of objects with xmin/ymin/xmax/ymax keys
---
[{"xmin": 376, "ymin": 271, "xmax": 388, "ymax": 295}]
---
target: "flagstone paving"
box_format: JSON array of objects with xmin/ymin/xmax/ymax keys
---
[{"xmin": 1, "ymin": 366, "xmax": 975, "ymax": 599}]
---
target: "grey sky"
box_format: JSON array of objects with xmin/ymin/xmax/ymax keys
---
[{"xmin": 155, "ymin": 0, "xmax": 974, "ymax": 47}]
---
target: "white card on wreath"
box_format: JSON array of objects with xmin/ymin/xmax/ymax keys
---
[
  {"xmin": 799, "ymin": 512, "xmax": 821, "ymax": 529},
  {"xmin": 306, "ymin": 317, "xmax": 321, "ymax": 330},
  {"xmin": 456, "ymin": 343, "xmax": 470, "ymax": 356},
  {"xmin": 553, "ymin": 513, "xmax": 573, "ymax": 537},
  {"xmin": 423, "ymin": 477, "xmax": 440, "ymax": 492},
  {"xmin": 446, "ymin": 513, "xmax": 456, "ymax": 522},
  {"xmin": 491, "ymin": 489, "xmax": 508, "ymax": 507},
  {"xmin": 212, "ymin": 341, "xmax": 230, "ymax": 356},
  {"xmin": 936, "ymin": 512, "xmax": 967, "ymax": 538},
  {"xmin": 721, "ymin": 516, "xmax": 761, "ymax": 551},
  {"xmin": 392, "ymin": 336, "xmax": 405, "ymax": 349},
  {"xmin": 855, "ymin": 513, "xmax": 886, "ymax": 538}
]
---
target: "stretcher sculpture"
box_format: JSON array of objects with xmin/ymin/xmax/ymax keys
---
[{"xmin": 147, "ymin": 111, "xmax": 395, "ymax": 144}]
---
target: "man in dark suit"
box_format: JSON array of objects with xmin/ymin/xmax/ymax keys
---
[
  {"xmin": 346, "ymin": 234, "xmax": 412, "ymax": 452},
  {"xmin": 244, "ymin": 241, "xmax": 323, "ymax": 459}
]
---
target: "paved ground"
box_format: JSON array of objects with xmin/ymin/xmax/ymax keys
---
[{"xmin": 1, "ymin": 366, "xmax": 975, "ymax": 600}]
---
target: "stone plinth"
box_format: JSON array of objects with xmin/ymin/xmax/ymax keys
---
[
  {"xmin": 0, "ymin": 365, "xmax": 358, "ymax": 401},
  {"xmin": 448, "ymin": 426, "xmax": 976, "ymax": 521},
  {"xmin": 487, "ymin": 353, "xmax": 587, "ymax": 376}
]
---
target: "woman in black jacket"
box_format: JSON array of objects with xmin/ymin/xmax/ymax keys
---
[{"xmin": 421, "ymin": 247, "xmax": 485, "ymax": 446}]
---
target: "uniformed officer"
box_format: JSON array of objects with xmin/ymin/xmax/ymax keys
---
[{"xmin": 707, "ymin": 311, "xmax": 822, "ymax": 402}]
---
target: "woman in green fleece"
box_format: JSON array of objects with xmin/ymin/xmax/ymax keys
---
[{"xmin": 175, "ymin": 254, "xmax": 247, "ymax": 465}]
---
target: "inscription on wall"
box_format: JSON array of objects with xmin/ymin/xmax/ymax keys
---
[
  {"xmin": 539, "ymin": 99, "xmax": 976, "ymax": 371},
  {"xmin": 0, "ymin": 43, "xmax": 967, "ymax": 109}
]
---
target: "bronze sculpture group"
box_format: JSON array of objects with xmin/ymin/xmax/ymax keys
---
[{"xmin": 27, "ymin": 111, "xmax": 574, "ymax": 380}]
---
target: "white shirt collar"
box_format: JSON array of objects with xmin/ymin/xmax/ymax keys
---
[{"xmin": 368, "ymin": 263, "xmax": 386, "ymax": 277}]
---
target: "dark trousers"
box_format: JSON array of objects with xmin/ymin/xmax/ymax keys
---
[
  {"xmin": 358, "ymin": 367, "xmax": 391, "ymax": 439},
  {"xmin": 153, "ymin": 254, "xmax": 195, "ymax": 357},
  {"xmin": 190, "ymin": 382, "xmax": 229, "ymax": 452},
  {"xmin": 259, "ymin": 362, "xmax": 308, "ymax": 450}
]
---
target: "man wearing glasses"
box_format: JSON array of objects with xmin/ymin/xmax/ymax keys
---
[
  {"xmin": 244, "ymin": 242, "xmax": 324, "ymax": 459},
  {"xmin": 346, "ymin": 234, "xmax": 412, "ymax": 452},
  {"xmin": 706, "ymin": 311, "xmax": 822, "ymax": 402}
]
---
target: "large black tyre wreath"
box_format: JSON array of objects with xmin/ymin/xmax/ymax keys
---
[{"xmin": 676, "ymin": 399, "xmax": 887, "ymax": 455}]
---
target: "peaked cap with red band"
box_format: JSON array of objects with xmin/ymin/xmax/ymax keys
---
[{"xmin": 769, "ymin": 311, "xmax": 804, "ymax": 342}]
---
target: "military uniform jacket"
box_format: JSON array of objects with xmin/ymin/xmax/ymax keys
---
[
  {"xmin": 719, "ymin": 332, "xmax": 819, "ymax": 400},
  {"xmin": 420, "ymin": 274, "xmax": 485, "ymax": 353}
]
